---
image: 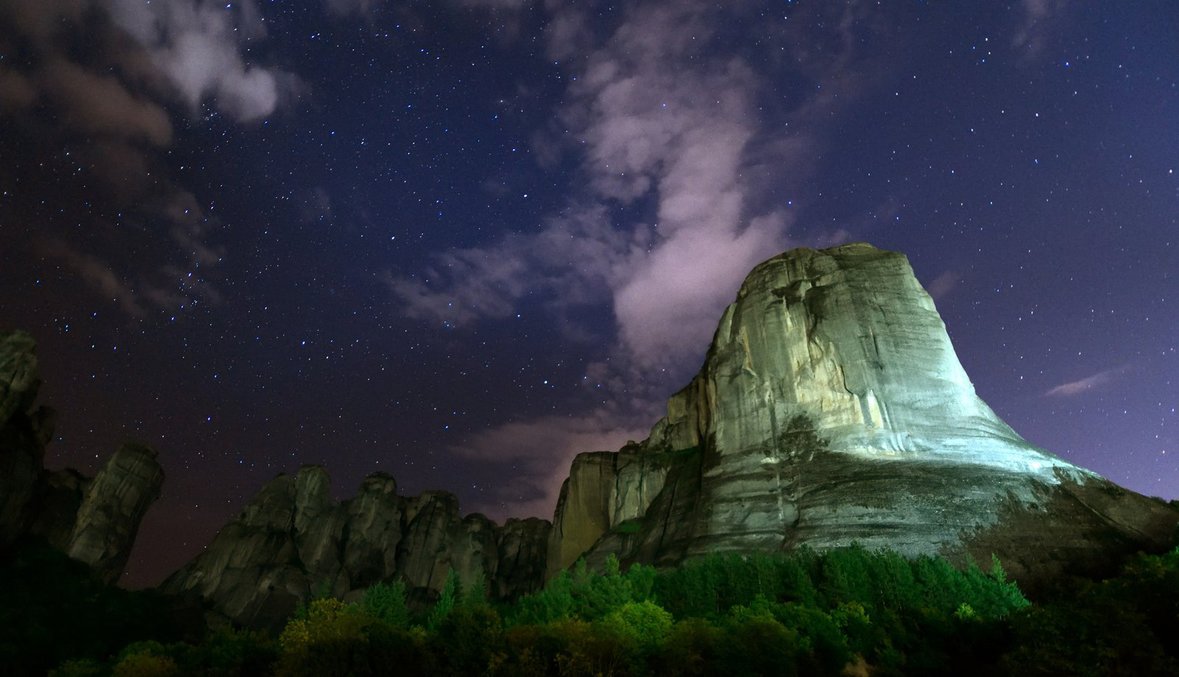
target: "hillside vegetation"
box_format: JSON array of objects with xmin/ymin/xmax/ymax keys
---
[{"xmin": 11, "ymin": 543, "xmax": 1174, "ymax": 676}]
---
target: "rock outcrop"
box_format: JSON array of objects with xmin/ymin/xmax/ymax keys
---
[
  {"xmin": 169, "ymin": 242, "xmax": 1179, "ymax": 622},
  {"xmin": 0, "ymin": 330, "xmax": 165, "ymax": 584},
  {"xmin": 548, "ymin": 243, "xmax": 1179, "ymax": 587},
  {"xmin": 162, "ymin": 466, "xmax": 551, "ymax": 630},
  {"xmin": 67, "ymin": 442, "xmax": 165, "ymax": 582}
]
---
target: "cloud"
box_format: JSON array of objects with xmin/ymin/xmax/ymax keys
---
[
  {"xmin": 394, "ymin": 2, "xmax": 791, "ymax": 366},
  {"xmin": 0, "ymin": 68, "xmax": 37, "ymax": 109},
  {"xmin": 450, "ymin": 411, "xmax": 649, "ymax": 520},
  {"xmin": 459, "ymin": 0, "xmax": 533, "ymax": 8},
  {"xmin": 925, "ymin": 271, "xmax": 960, "ymax": 302},
  {"xmin": 386, "ymin": 204, "xmax": 625, "ymax": 328},
  {"xmin": 1045, "ymin": 366, "xmax": 1126, "ymax": 397},
  {"xmin": 389, "ymin": 1, "xmax": 887, "ymax": 519},
  {"xmin": 0, "ymin": 0, "xmax": 283, "ymax": 317},
  {"xmin": 104, "ymin": 0, "xmax": 285, "ymax": 121},
  {"xmin": 34, "ymin": 190, "xmax": 224, "ymax": 317},
  {"xmin": 40, "ymin": 241, "xmax": 149, "ymax": 318},
  {"xmin": 324, "ymin": 0, "xmax": 534, "ymax": 21},
  {"xmin": 323, "ymin": 0, "xmax": 377, "ymax": 18},
  {"xmin": 1013, "ymin": 0, "xmax": 1066, "ymax": 54},
  {"xmin": 39, "ymin": 58, "xmax": 173, "ymax": 146}
]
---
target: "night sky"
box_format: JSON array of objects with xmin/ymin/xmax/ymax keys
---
[{"xmin": 1, "ymin": 1, "xmax": 1176, "ymax": 588}]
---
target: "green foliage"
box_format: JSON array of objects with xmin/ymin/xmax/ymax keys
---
[
  {"xmin": 613, "ymin": 519, "xmax": 643, "ymax": 534},
  {"xmin": 362, "ymin": 580, "xmax": 410, "ymax": 628},
  {"xmin": 509, "ymin": 554, "xmax": 656, "ymax": 625},
  {"xmin": 277, "ymin": 598, "xmax": 370, "ymax": 677},
  {"xmin": 656, "ymin": 618, "xmax": 724, "ymax": 676},
  {"xmin": 0, "ymin": 540, "xmax": 183, "ymax": 676},
  {"xmin": 425, "ymin": 569, "xmax": 460, "ymax": 631},
  {"xmin": 190, "ymin": 627, "xmax": 278, "ymax": 676},
  {"xmin": 460, "ymin": 571, "xmax": 489, "ymax": 609},
  {"xmin": 60, "ymin": 544, "xmax": 1179, "ymax": 676},
  {"xmin": 998, "ymin": 547, "xmax": 1179, "ymax": 676},
  {"xmin": 600, "ymin": 600, "xmax": 674, "ymax": 650}
]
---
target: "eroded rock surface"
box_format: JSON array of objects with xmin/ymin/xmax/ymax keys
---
[
  {"xmin": 551, "ymin": 244, "xmax": 1179, "ymax": 588},
  {"xmin": 163, "ymin": 467, "xmax": 552, "ymax": 629}
]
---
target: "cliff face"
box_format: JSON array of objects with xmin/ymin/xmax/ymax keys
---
[
  {"xmin": 161, "ymin": 466, "xmax": 550, "ymax": 630},
  {"xmin": 548, "ymin": 244, "xmax": 1179, "ymax": 586},
  {"xmin": 0, "ymin": 330, "xmax": 164, "ymax": 584}
]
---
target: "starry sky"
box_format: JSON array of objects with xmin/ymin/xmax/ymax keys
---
[{"xmin": 1, "ymin": 1, "xmax": 1176, "ymax": 588}]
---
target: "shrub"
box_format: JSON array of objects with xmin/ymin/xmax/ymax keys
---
[
  {"xmin": 276, "ymin": 598, "xmax": 370, "ymax": 677},
  {"xmin": 362, "ymin": 580, "xmax": 410, "ymax": 628}
]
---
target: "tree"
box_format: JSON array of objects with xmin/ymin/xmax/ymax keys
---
[{"xmin": 362, "ymin": 580, "xmax": 410, "ymax": 628}]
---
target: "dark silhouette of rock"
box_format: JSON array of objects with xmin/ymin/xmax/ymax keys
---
[
  {"xmin": 0, "ymin": 330, "xmax": 48, "ymax": 545},
  {"xmin": 0, "ymin": 330, "xmax": 164, "ymax": 585},
  {"xmin": 0, "ymin": 330, "xmax": 39, "ymax": 427}
]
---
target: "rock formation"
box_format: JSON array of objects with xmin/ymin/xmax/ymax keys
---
[
  {"xmin": 67, "ymin": 442, "xmax": 165, "ymax": 581},
  {"xmin": 169, "ymin": 242, "xmax": 1179, "ymax": 624},
  {"xmin": 0, "ymin": 329, "xmax": 165, "ymax": 584},
  {"xmin": 161, "ymin": 466, "xmax": 551, "ymax": 630},
  {"xmin": 547, "ymin": 243, "xmax": 1179, "ymax": 586}
]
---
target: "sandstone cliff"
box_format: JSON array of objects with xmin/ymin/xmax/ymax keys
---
[
  {"xmin": 161, "ymin": 466, "xmax": 550, "ymax": 629},
  {"xmin": 548, "ymin": 243, "xmax": 1179, "ymax": 586},
  {"xmin": 0, "ymin": 330, "xmax": 165, "ymax": 584}
]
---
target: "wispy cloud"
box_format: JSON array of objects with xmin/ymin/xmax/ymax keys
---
[
  {"xmin": 40, "ymin": 241, "xmax": 149, "ymax": 319},
  {"xmin": 1013, "ymin": 0, "xmax": 1066, "ymax": 54},
  {"xmin": 390, "ymin": 1, "xmax": 878, "ymax": 371},
  {"xmin": 925, "ymin": 271, "xmax": 960, "ymax": 302},
  {"xmin": 0, "ymin": 0, "xmax": 284, "ymax": 316},
  {"xmin": 386, "ymin": 2, "xmax": 889, "ymax": 518},
  {"xmin": 450, "ymin": 411, "xmax": 649, "ymax": 520},
  {"xmin": 1045, "ymin": 365, "xmax": 1127, "ymax": 397}
]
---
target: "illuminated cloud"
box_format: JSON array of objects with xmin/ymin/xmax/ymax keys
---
[
  {"xmin": 387, "ymin": 1, "xmax": 884, "ymax": 516},
  {"xmin": 104, "ymin": 0, "xmax": 285, "ymax": 121},
  {"xmin": 1045, "ymin": 366, "xmax": 1126, "ymax": 398},
  {"xmin": 925, "ymin": 271, "xmax": 961, "ymax": 302},
  {"xmin": 1013, "ymin": 0, "xmax": 1065, "ymax": 53},
  {"xmin": 448, "ymin": 411, "xmax": 649, "ymax": 520}
]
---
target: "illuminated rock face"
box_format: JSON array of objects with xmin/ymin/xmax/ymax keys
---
[{"xmin": 549, "ymin": 244, "xmax": 1179, "ymax": 584}]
